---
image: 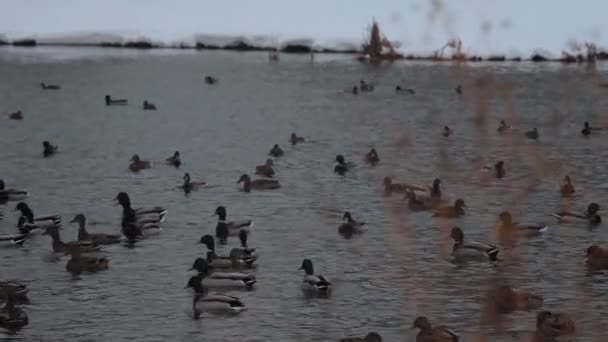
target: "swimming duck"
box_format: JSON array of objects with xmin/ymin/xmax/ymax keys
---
[
  {"xmin": 230, "ymin": 229, "xmax": 257, "ymax": 260},
  {"xmin": 395, "ymin": 85, "xmax": 415, "ymax": 94},
  {"xmin": 114, "ymin": 192, "xmax": 166, "ymax": 241},
  {"xmin": 237, "ymin": 174, "xmax": 280, "ymax": 192},
  {"xmin": 497, "ymin": 211, "xmax": 547, "ymax": 240},
  {"xmin": 179, "ymin": 173, "xmax": 207, "ymax": 194},
  {"xmin": 552, "ymin": 202, "xmax": 601, "ymax": 226},
  {"xmin": 214, "ymin": 206, "xmax": 253, "ymax": 244},
  {"xmin": 455, "ymin": 85, "xmax": 463, "ymax": 94},
  {"xmin": 582, "ymin": 121, "xmax": 591, "ymax": 136},
  {"xmin": 255, "ymin": 159, "xmax": 275, "ymax": 178},
  {"xmin": 534, "ymin": 311, "xmax": 575, "ymax": 338},
  {"xmin": 493, "ymin": 161, "xmax": 505, "ymax": 178},
  {"xmin": 486, "ymin": 284, "xmax": 543, "ymax": 314},
  {"xmin": 299, "ymin": 259, "xmax": 331, "ymax": 294},
  {"xmin": 586, "ymin": 245, "xmax": 608, "ymax": 270},
  {"xmin": 71, "ymin": 214, "xmax": 121, "ymax": 245},
  {"xmin": 433, "ymin": 199, "xmax": 466, "ymax": 218},
  {"xmin": 525, "ymin": 128, "xmax": 539, "ymax": 140},
  {"xmin": 0, "ymin": 294, "xmax": 28, "ymax": 331},
  {"xmin": 560, "ymin": 175, "xmax": 575, "ymax": 196},
  {"xmin": 450, "ymin": 227, "xmax": 498, "ymax": 261},
  {"xmin": 142, "ymin": 100, "xmax": 157, "ymax": 110},
  {"xmin": 166, "ymin": 151, "xmax": 181, "ymax": 168},
  {"xmin": 338, "ymin": 211, "xmax": 365, "ymax": 237},
  {"xmin": 269, "ymin": 144, "xmax": 284, "ymax": 157},
  {"xmin": 204, "ymin": 76, "xmax": 218, "ymax": 85},
  {"xmin": 42, "ymin": 141, "xmax": 58, "ymax": 157},
  {"xmin": 359, "ymin": 80, "xmax": 374, "ymax": 92},
  {"xmin": 365, "ymin": 149, "xmax": 380, "ymax": 165},
  {"xmin": 340, "ymin": 332, "xmax": 383, "ymax": 342},
  {"xmin": 442, "ymin": 126, "xmax": 453, "ymax": 137},
  {"xmin": 334, "ymin": 154, "xmax": 349, "ymax": 175},
  {"xmin": 105, "ymin": 95, "xmax": 128, "ymax": 105},
  {"xmin": 8, "ymin": 111, "xmax": 23, "ymax": 120},
  {"xmin": 412, "ymin": 316, "xmax": 458, "ymax": 342},
  {"xmin": 406, "ymin": 191, "xmax": 435, "ymax": 211},
  {"xmin": 199, "ymin": 235, "xmax": 256, "ymax": 269},
  {"xmin": 185, "ymin": 274, "xmax": 246, "ymax": 319},
  {"xmin": 15, "ymin": 202, "xmax": 61, "ymax": 234},
  {"xmin": 0, "ymin": 180, "xmax": 28, "ymax": 202},
  {"xmin": 497, "ymin": 120, "xmax": 511, "ymax": 133},
  {"xmin": 65, "ymin": 250, "xmax": 109, "ymax": 275},
  {"xmin": 189, "ymin": 258, "xmax": 256, "ymax": 290},
  {"xmin": 383, "ymin": 177, "xmax": 428, "ymax": 195},
  {"xmin": 290, "ymin": 133, "xmax": 306, "ymax": 145},
  {"xmin": 42, "ymin": 226, "xmax": 98, "ymax": 254},
  {"xmin": 40, "ymin": 82, "xmax": 60, "ymax": 90},
  {"xmin": 129, "ymin": 154, "xmax": 151, "ymax": 172},
  {"xmin": 351, "ymin": 85, "xmax": 359, "ymax": 95}
]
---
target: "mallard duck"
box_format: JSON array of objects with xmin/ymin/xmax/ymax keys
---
[
  {"xmin": 525, "ymin": 128, "xmax": 539, "ymax": 140},
  {"xmin": 114, "ymin": 192, "xmax": 165, "ymax": 240},
  {"xmin": 255, "ymin": 159, "xmax": 275, "ymax": 178},
  {"xmin": 395, "ymin": 85, "xmax": 416, "ymax": 94},
  {"xmin": 412, "ymin": 316, "xmax": 458, "ymax": 342},
  {"xmin": 0, "ymin": 179, "xmax": 28, "ymax": 202},
  {"xmin": 129, "ymin": 154, "xmax": 151, "ymax": 172},
  {"xmin": 185, "ymin": 274, "xmax": 246, "ymax": 319},
  {"xmin": 383, "ymin": 177, "xmax": 427, "ymax": 195},
  {"xmin": 359, "ymin": 80, "xmax": 374, "ymax": 92},
  {"xmin": 71, "ymin": 214, "xmax": 121, "ymax": 245},
  {"xmin": 204, "ymin": 76, "xmax": 218, "ymax": 85},
  {"xmin": 8, "ymin": 111, "xmax": 23, "ymax": 120},
  {"xmin": 269, "ymin": 144, "xmax": 284, "ymax": 157},
  {"xmin": 189, "ymin": 258, "xmax": 256, "ymax": 289},
  {"xmin": 66, "ymin": 251, "xmax": 109, "ymax": 275},
  {"xmin": 534, "ymin": 311, "xmax": 575, "ymax": 338},
  {"xmin": 199, "ymin": 235, "xmax": 256, "ymax": 269},
  {"xmin": 552, "ymin": 202, "xmax": 601, "ymax": 226},
  {"xmin": 338, "ymin": 211, "xmax": 365, "ymax": 237},
  {"xmin": 15, "ymin": 202, "xmax": 61, "ymax": 234},
  {"xmin": 42, "ymin": 226, "xmax": 99, "ymax": 254},
  {"xmin": 299, "ymin": 259, "xmax": 331, "ymax": 294},
  {"xmin": 166, "ymin": 151, "xmax": 181, "ymax": 168},
  {"xmin": 455, "ymin": 85, "xmax": 463, "ymax": 94},
  {"xmin": 365, "ymin": 149, "xmax": 380, "ymax": 165},
  {"xmin": 0, "ymin": 294, "xmax": 28, "ymax": 330},
  {"xmin": 486, "ymin": 284, "xmax": 543, "ymax": 314},
  {"xmin": 42, "ymin": 141, "xmax": 58, "ymax": 157},
  {"xmin": 0, "ymin": 281, "xmax": 29, "ymax": 304},
  {"xmin": 290, "ymin": 133, "xmax": 306, "ymax": 145},
  {"xmin": 450, "ymin": 227, "xmax": 498, "ymax": 261},
  {"xmin": 586, "ymin": 245, "xmax": 608, "ymax": 270},
  {"xmin": 237, "ymin": 174, "xmax": 280, "ymax": 192},
  {"xmin": 497, "ymin": 120, "xmax": 511, "ymax": 133},
  {"xmin": 179, "ymin": 173, "xmax": 206, "ymax": 194},
  {"xmin": 560, "ymin": 175, "xmax": 575, "ymax": 196},
  {"xmin": 433, "ymin": 199, "xmax": 466, "ymax": 218},
  {"xmin": 142, "ymin": 100, "xmax": 157, "ymax": 110},
  {"xmin": 230, "ymin": 229, "xmax": 257, "ymax": 260},
  {"xmin": 104, "ymin": 95, "xmax": 127, "ymax": 105},
  {"xmin": 340, "ymin": 332, "xmax": 383, "ymax": 342},
  {"xmin": 497, "ymin": 211, "xmax": 547, "ymax": 239},
  {"xmin": 40, "ymin": 82, "xmax": 60, "ymax": 90},
  {"xmin": 442, "ymin": 126, "xmax": 453, "ymax": 137},
  {"xmin": 334, "ymin": 154, "xmax": 349, "ymax": 175},
  {"xmin": 214, "ymin": 206, "xmax": 253, "ymax": 244}
]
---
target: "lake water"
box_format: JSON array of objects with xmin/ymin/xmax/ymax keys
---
[{"xmin": 1, "ymin": 46, "xmax": 608, "ymax": 341}]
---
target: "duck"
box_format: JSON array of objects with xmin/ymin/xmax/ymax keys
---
[
  {"xmin": 442, "ymin": 126, "xmax": 453, "ymax": 137},
  {"xmin": 395, "ymin": 85, "xmax": 415, "ymax": 94},
  {"xmin": 486, "ymin": 284, "xmax": 543, "ymax": 315},
  {"xmin": 497, "ymin": 211, "xmax": 547, "ymax": 240},
  {"xmin": 255, "ymin": 159, "xmax": 275, "ymax": 178},
  {"xmin": 142, "ymin": 100, "xmax": 157, "ymax": 110},
  {"xmin": 582, "ymin": 121, "xmax": 591, "ymax": 136},
  {"xmin": 42, "ymin": 140, "xmax": 58, "ymax": 157},
  {"xmin": 166, "ymin": 151, "xmax": 181, "ymax": 168},
  {"xmin": 0, "ymin": 179, "xmax": 28, "ymax": 202},
  {"xmin": 129, "ymin": 154, "xmax": 151, "ymax": 172},
  {"xmin": 340, "ymin": 332, "xmax": 383, "ymax": 342},
  {"xmin": 365, "ymin": 148, "xmax": 380, "ymax": 165},
  {"xmin": 42, "ymin": 226, "xmax": 99, "ymax": 254},
  {"xmin": 299, "ymin": 259, "xmax": 331, "ymax": 294},
  {"xmin": 230, "ymin": 229, "xmax": 257, "ymax": 260},
  {"xmin": 383, "ymin": 177, "xmax": 428, "ymax": 195},
  {"xmin": 455, "ymin": 84, "xmax": 463, "ymax": 94},
  {"xmin": 8, "ymin": 111, "xmax": 23, "ymax": 120},
  {"xmin": 351, "ymin": 85, "xmax": 359, "ymax": 95},
  {"xmin": 65, "ymin": 250, "xmax": 109, "ymax": 275},
  {"xmin": 71, "ymin": 214, "xmax": 121, "ymax": 245},
  {"xmin": 199, "ymin": 235, "xmax": 256, "ymax": 269},
  {"xmin": 290, "ymin": 133, "xmax": 306, "ymax": 145},
  {"xmin": 15, "ymin": 202, "xmax": 61, "ymax": 234},
  {"xmin": 534, "ymin": 311, "xmax": 575, "ymax": 338},
  {"xmin": 359, "ymin": 80, "xmax": 374, "ymax": 92},
  {"xmin": 114, "ymin": 192, "xmax": 165, "ymax": 241},
  {"xmin": 237, "ymin": 174, "xmax": 280, "ymax": 192},
  {"xmin": 552, "ymin": 202, "xmax": 601, "ymax": 226},
  {"xmin": 450, "ymin": 227, "xmax": 498, "ymax": 261},
  {"xmin": 185, "ymin": 274, "xmax": 246, "ymax": 319},
  {"xmin": 338, "ymin": 211, "xmax": 365, "ymax": 237},
  {"xmin": 497, "ymin": 120, "xmax": 511, "ymax": 133},
  {"xmin": 104, "ymin": 95, "xmax": 128, "ymax": 105},
  {"xmin": 433, "ymin": 199, "xmax": 466, "ymax": 218},
  {"xmin": 189, "ymin": 258, "xmax": 256, "ymax": 290},
  {"xmin": 334, "ymin": 154, "xmax": 349, "ymax": 175},
  {"xmin": 204, "ymin": 76, "xmax": 218, "ymax": 85},
  {"xmin": 586, "ymin": 245, "xmax": 608, "ymax": 270},
  {"xmin": 269, "ymin": 144, "xmax": 284, "ymax": 157},
  {"xmin": 406, "ymin": 191, "xmax": 434, "ymax": 211},
  {"xmin": 486, "ymin": 161, "xmax": 506, "ymax": 179},
  {"xmin": 214, "ymin": 206, "xmax": 253, "ymax": 244},
  {"xmin": 0, "ymin": 281, "xmax": 29, "ymax": 304},
  {"xmin": 40, "ymin": 82, "xmax": 60, "ymax": 90},
  {"xmin": 525, "ymin": 128, "xmax": 539, "ymax": 140},
  {"xmin": 412, "ymin": 316, "xmax": 458, "ymax": 342},
  {"xmin": 179, "ymin": 173, "xmax": 207, "ymax": 194},
  {"xmin": 560, "ymin": 175, "xmax": 575, "ymax": 196},
  {"xmin": 0, "ymin": 294, "xmax": 28, "ymax": 331}
]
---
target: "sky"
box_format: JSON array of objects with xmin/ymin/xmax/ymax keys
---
[{"xmin": 1, "ymin": 0, "xmax": 607, "ymax": 55}]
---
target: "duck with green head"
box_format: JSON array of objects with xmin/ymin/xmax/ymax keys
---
[
  {"xmin": 552, "ymin": 202, "xmax": 601, "ymax": 226},
  {"xmin": 15, "ymin": 202, "xmax": 61, "ymax": 234},
  {"xmin": 450, "ymin": 227, "xmax": 498, "ymax": 262},
  {"xmin": 299, "ymin": 259, "xmax": 331, "ymax": 294},
  {"xmin": 185, "ymin": 274, "xmax": 246, "ymax": 319}
]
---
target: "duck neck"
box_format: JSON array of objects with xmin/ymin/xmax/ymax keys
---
[
  {"xmin": 217, "ymin": 212, "xmax": 227, "ymax": 222},
  {"xmin": 242, "ymin": 180, "xmax": 251, "ymax": 192}
]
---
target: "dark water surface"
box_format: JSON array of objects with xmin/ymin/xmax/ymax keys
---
[{"xmin": 1, "ymin": 47, "xmax": 608, "ymax": 341}]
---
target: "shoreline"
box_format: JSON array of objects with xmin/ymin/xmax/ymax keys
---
[{"xmin": 1, "ymin": 39, "xmax": 607, "ymax": 64}]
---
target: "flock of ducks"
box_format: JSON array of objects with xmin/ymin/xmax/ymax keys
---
[{"xmin": 1, "ymin": 76, "xmax": 607, "ymax": 341}]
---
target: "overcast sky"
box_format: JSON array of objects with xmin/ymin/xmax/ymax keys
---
[{"xmin": 1, "ymin": 0, "xmax": 606, "ymax": 55}]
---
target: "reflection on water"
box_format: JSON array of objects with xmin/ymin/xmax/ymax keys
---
[{"xmin": 1, "ymin": 47, "xmax": 608, "ymax": 341}]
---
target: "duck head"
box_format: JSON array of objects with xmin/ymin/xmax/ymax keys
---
[
  {"xmin": 499, "ymin": 211, "xmax": 513, "ymax": 225},
  {"xmin": 189, "ymin": 258, "xmax": 212, "ymax": 274},
  {"xmin": 363, "ymin": 332, "xmax": 383, "ymax": 342},
  {"xmin": 584, "ymin": 121, "xmax": 590, "ymax": 129},
  {"xmin": 299, "ymin": 259, "xmax": 314, "ymax": 275},
  {"xmin": 199, "ymin": 234, "xmax": 216, "ymax": 252},
  {"xmin": 454, "ymin": 199, "xmax": 466, "ymax": 210},
  {"xmin": 237, "ymin": 174, "xmax": 251, "ymax": 184},
  {"xmin": 335, "ymin": 154, "xmax": 345, "ymax": 164},
  {"xmin": 105, "ymin": 95, "xmax": 111, "ymax": 105},
  {"xmin": 238, "ymin": 229, "xmax": 248, "ymax": 247},
  {"xmin": 536, "ymin": 310, "xmax": 553, "ymax": 329},
  {"xmin": 214, "ymin": 206, "xmax": 227, "ymax": 220},
  {"xmin": 183, "ymin": 173, "xmax": 191, "ymax": 183},
  {"xmin": 450, "ymin": 227, "xmax": 464, "ymax": 243},
  {"xmin": 343, "ymin": 211, "xmax": 353, "ymax": 223},
  {"xmin": 14, "ymin": 202, "xmax": 33, "ymax": 218},
  {"xmin": 42, "ymin": 141, "xmax": 52, "ymax": 148},
  {"xmin": 114, "ymin": 192, "xmax": 131, "ymax": 207},
  {"xmin": 499, "ymin": 120, "xmax": 507, "ymax": 129},
  {"xmin": 130, "ymin": 154, "xmax": 141, "ymax": 162},
  {"xmin": 173, "ymin": 151, "xmax": 180, "ymax": 159},
  {"xmin": 70, "ymin": 214, "xmax": 86, "ymax": 227},
  {"xmin": 564, "ymin": 175, "xmax": 572, "ymax": 185},
  {"xmin": 185, "ymin": 274, "xmax": 205, "ymax": 293},
  {"xmin": 412, "ymin": 316, "xmax": 432, "ymax": 331},
  {"xmin": 587, "ymin": 202, "xmax": 600, "ymax": 216}
]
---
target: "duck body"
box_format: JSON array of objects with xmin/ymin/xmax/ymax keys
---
[
  {"xmin": 535, "ymin": 311, "xmax": 575, "ymax": 338},
  {"xmin": 0, "ymin": 180, "xmax": 28, "ymax": 202},
  {"xmin": 334, "ymin": 154, "xmax": 351, "ymax": 175},
  {"xmin": 42, "ymin": 141, "xmax": 58, "ymax": 158},
  {"xmin": 115, "ymin": 192, "xmax": 165, "ymax": 241},
  {"xmin": 290, "ymin": 133, "xmax": 306, "ymax": 145},
  {"xmin": 553, "ymin": 203, "xmax": 601, "ymax": 226},
  {"xmin": 66, "ymin": 253, "xmax": 109, "ymax": 274},
  {"xmin": 586, "ymin": 245, "xmax": 608, "ymax": 270},
  {"xmin": 179, "ymin": 173, "xmax": 206, "ymax": 194},
  {"xmin": 129, "ymin": 154, "xmax": 151, "ymax": 172},
  {"xmin": 142, "ymin": 100, "xmax": 157, "ymax": 110},
  {"xmin": 200, "ymin": 235, "xmax": 256, "ymax": 269},
  {"xmin": 497, "ymin": 212, "xmax": 547, "ymax": 240},
  {"xmin": 383, "ymin": 177, "xmax": 427, "ymax": 195},
  {"xmin": 340, "ymin": 332, "xmax": 383, "ymax": 342},
  {"xmin": 166, "ymin": 151, "xmax": 181, "ymax": 168},
  {"xmin": 190, "ymin": 258, "xmax": 256, "ymax": 290},
  {"xmin": 15, "ymin": 202, "xmax": 61, "ymax": 234},
  {"xmin": 450, "ymin": 227, "xmax": 498, "ymax": 261},
  {"xmin": 40, "ymin": 82, "xmax": 60, "ymax": 90},
  {"xmin": 105, "ymin": 95, "xmax": 128, "ymax": 105},
  {"xmin": 300, "ymin": 259, "xmax": 331, "ymax": 294},
  {"xmin": 214, "ymin": 206, "xmax": 253, "ymax": 243},
  {"xmin": 237, "ymin": 174, "xmax": 280, "ymax": 192},
  {"xmin": 487, "ymin": 285, "xmax": 543, "ymax": 314},
  {"xmin": 433, "ymin": 199, "xmax": 466, "ymax": 218},
  {"xmin": 8, "ymin": 111, "xmax": 23, "ymax": 120},
  {"xmin": 72, "ymin": 214, "xmax": 121, "ymax": 245},
  {"xmin": 365, "ymin": 149, "xmax": 380, "ymax": 165},
  {"xmin": 255, "ymin": 159, "xmax": 275, "ymax": 178},
  {"xmin": 525, "ymin": 128, "xmax": 539, "ymax": 140},
  {"xmin": 186, "ymin": 275, "xmax": 246, "ymax": 319},
  {"xmin": 269, "ymin": 144, "xmax": 284, "ymax": 157},
  {"xmin": 413, "ymin": 317, "xmax": 458, "ymax": 342},
  {"xmin": 0, "ymin": 298, "xmax": 28, "ymax": 330},
  {"xmin": 338, "ymin": 211, "xmax": 365, "ymax": 237},
  {"xmin": 204, "ymin": 76, "xmax": 218, "ymax": 85},
  {"xmin": 0, "ymin": 281, "xmax": 29, "ymax": 304}
]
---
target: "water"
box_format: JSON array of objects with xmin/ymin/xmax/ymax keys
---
[{"xmin": 1, "ymin": 46, "xmax": 608, "ymax": 341}]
